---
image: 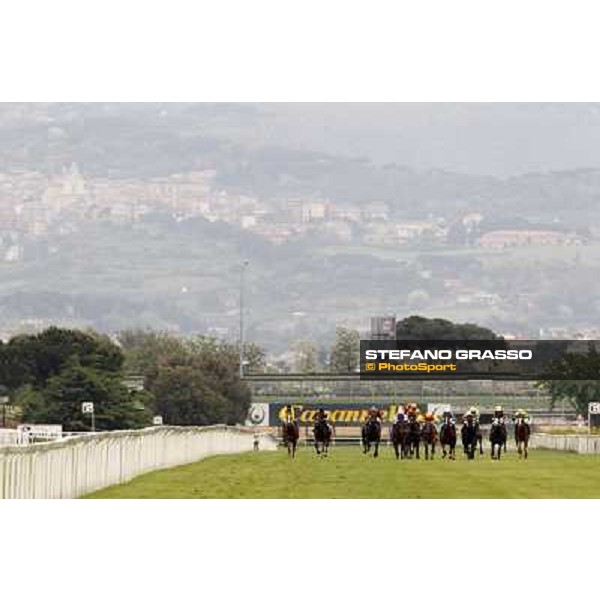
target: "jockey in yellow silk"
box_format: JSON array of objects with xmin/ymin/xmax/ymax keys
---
[{"xmin": 283, "ymin": 404, "xmax": 296, "ymax": 424}]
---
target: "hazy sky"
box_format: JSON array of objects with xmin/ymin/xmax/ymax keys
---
[{"xmin": 248, "ymin": 103, "xmax": 600, "ymax": 178}]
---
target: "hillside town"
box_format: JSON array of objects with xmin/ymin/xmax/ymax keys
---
[{"xmin": 0, "ymin": 163, "xmax": 588, "ymax": 252}]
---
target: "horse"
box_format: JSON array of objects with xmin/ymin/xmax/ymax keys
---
[
  {"xmin": 405, "ymin": 416, "xmax": 421, "ymax": 459},
  {"xmin": 439, "ymin": 417, "xmax": 457, "ymax": 460},
  {"xmin": 390, "ymin": 418, "xmax": 410, "ymax": 459},
  {"xmin": 461, "ymin": 416, "xmax": 479, "ymax": 460},
  {"xmin": 313, "ymin": 420, "xmax": 332, "ymax": 457},
  {"xmin": 282, "ymin": 421, "xmax": 299, "ymax": 458},
  {"xmin": 362, "ymin": 418, "xmax": 382, "ymax": 458},
  {"xmin": 420, "ymin": 420, "xmax": 437, "ymax": 460},
  {"xmin": 489, "ymin": 421, "xmax": 507, "ymax": 460},
  {"xmin": 476, "ymin": 429, "xmax": 484, "ymax": 455},
  {"xmin": 514, "ymin": 418, "xmax": 530, "ymax": 459}
]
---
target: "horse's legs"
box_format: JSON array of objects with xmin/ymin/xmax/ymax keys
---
[
  {"xmin": 524, "ymin": 440, "xmax": 528, "ymax": 459},
  {"xmin": 374, "ymin": 440, "xmax": 379, "ymax": 458}
]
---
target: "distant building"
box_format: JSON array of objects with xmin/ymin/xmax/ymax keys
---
[
  {"xmin": 362, "ymin": 201, "xmax": 390, "ymax": 221},
  {"xmin": 370, "ymin": 316, "xmax": 396, "ymax": 340},
  {"xmin": 456, "ymin": 291, "xmax": 501, "ymax": 306},
  {"xmin": 478, "ymin": 229, "xmax": 580, "ymax": 248},
  {"xmin": 363, "ymin": 222, "xmax": 398, "ymax": 245},
  {"xmin": 301, "ymin": 202, "xmax": 328, "ymax": 223},
  {"xmin": 4, "ymin": 245, "xmax": 22, "ymax": 262},
  {"xmin": 241, "ymin": 215, "xmax": 257, "ymax": 229},
  {"xmin": 331, "ymin": 204, "xmax": 361, "ymax": 222},
  {"xmin": 319, "ymin": 220, "xmax": 353, "ymax": 243},
  {"xmin": 396, "ymin": 220, "xmax": 444, "ymax": 241}
]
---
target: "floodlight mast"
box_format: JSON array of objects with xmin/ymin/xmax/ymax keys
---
[{"xmin": 239, "ymin": 260, "xmax": 249, "ymax": 378}]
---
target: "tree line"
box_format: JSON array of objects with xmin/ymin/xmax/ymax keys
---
[
  {"xmin": 0, "ymin": 327, "xmax": 253, "ymax": 431},
  {"xmin": 0, "ymin": 316, "xmax": 595, "ymax": 431}
]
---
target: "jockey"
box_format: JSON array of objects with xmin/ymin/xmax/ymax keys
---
[
  {"xmin": 514, "ymin": 408, "xmax": 530, "ymax": 422},
  {"xmin": 406, "ymin": 402, "xmax": 419, "ymax": 420},
  {"xmin": 314, "ymin": 408, "xmax": 332, "ymax": 433},
  {"xmin": 442, "ymin": 410, "xmax": 456, "ymax": 425},
  {"xmin": 282, "ymin": 404, "xmax": 296, "ymax": 424},
  {"xmin": 513, "ymin": 408, "xmax": 531, "ymax": 435},
  {"xmin": 468, "ymin": 405, "xmax": 480, "ymax": 422},
  {"xmin": 492, "ymin": 405, "xmax": 507, "ymax": 427},
  {"xmin": 365, "ymin": 405, "xmax": 383, "ymax": 427},
  {"xmin": 394, "ymin": 405, "xmax": 406, "ymax": 424},
  {"xmin": 314, "ymin": 407, "xmax": 327, "ymax": 421}
]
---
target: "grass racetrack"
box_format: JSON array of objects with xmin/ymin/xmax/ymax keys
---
[{"xmin": 85, "ymin": 446, "xmax": 600, "ymax": 499}]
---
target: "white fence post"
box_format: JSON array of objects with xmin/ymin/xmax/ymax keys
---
[{"xmin": 0, "ymin": 426, "xmax": 277, "ymax": 499}]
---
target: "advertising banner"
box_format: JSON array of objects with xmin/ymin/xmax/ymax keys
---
[
  {"xmin": 246, "ymin": 403, "xmax": 270, "ymax": 426},
  {"xmin": 267, "ymin": 402, "xmax": 427, "ymax": 426}
]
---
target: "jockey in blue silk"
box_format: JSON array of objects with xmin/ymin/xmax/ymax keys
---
[{"xmin": 394, "ymin": 405, "xmax": 406, "ymax": 424}]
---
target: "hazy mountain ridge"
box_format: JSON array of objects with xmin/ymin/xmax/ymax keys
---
[{"xmin": 1, "ymin": 103, "xmax": 600, "ymax": 352}]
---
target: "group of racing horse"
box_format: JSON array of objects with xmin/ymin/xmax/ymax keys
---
[{"xmin": 281, "ymin": 404, "xmax": 532, "ymax": 461}]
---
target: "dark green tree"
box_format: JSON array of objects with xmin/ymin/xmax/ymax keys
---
[
  {"xmin": 20, "ymin": 362, "xmax": 151, "ymax": 431},
  {"xmin": 537, "ymin": 344, "xmax": 600, "ymax": 415},
  {"xmin": 120, "ymin": 331, "xmax": 253, "ymax": 426},
  {"xmin": 396, "ymin": 315, "xmax": 500, "ymax": 340}
]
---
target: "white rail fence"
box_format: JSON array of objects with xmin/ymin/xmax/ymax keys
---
[
  {"xmin": 0, "ymin": 429, "xmax": 18, "ymax": 447},
  {"xmin": 0, "ymin": 425, "xmax": 277, "ymax": 499},
  {"xmin": 530, "ymin": 433, "xmax": 600, "ymax": 454}
]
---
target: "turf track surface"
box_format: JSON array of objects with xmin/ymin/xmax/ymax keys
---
[{"xmin": 85, "ymin": 446, "xmax": 600, "ymax": 499}]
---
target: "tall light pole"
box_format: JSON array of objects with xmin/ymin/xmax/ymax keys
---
[{"xmin": 239, "ymin": 260, "xmax": 249, "ymax": 378}]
